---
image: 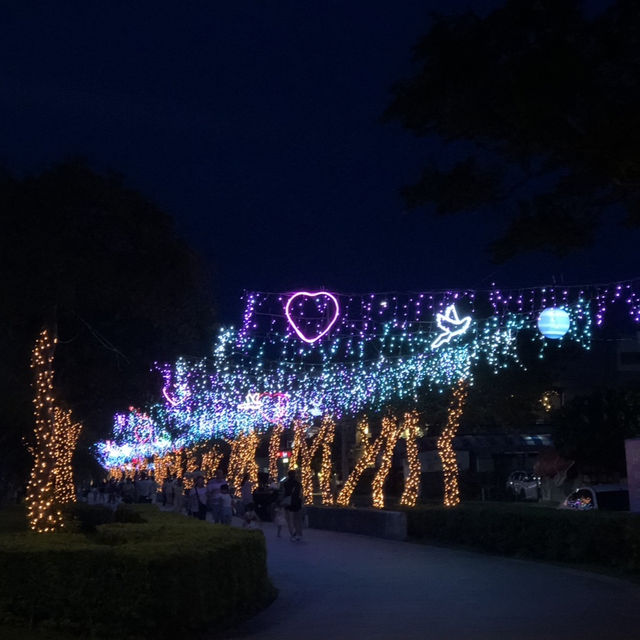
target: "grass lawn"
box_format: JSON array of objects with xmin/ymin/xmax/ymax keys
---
[{"xmin": 0, "ymin": 505, "xmax": 71, "ymax": 638}]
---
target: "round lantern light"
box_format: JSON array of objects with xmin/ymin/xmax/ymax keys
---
[{"xmin": 537, "ymin": 307, "xmax": 570, "ymax": 339}]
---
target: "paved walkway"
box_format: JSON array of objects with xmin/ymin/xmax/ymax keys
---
[{"xmin": 227, "ymin": 522, "xmax": 640, "ymax": 640}]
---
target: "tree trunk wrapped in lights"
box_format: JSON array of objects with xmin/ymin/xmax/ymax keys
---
[
  {"xmin": 291, "ymin": 420, "xmax": 313, "ymax": 503},
  {"xmin": 268, "ymin": 423, "xmax": 284, "ymax": 482},
  {"xmin": 184, "ymin": 448, "xmax": 200, "ymax": 489},
  {"xmin": 201, "ymin": 445, "xmax": 223, "ymax": 478},
  {"xmin": 290, "ymin": 418, "xmax": 336, "ymax": 505},
  {"xmin": 318, "ymin": 416, "xmax": 335, "ymax": 505},
  {"xmin": 337, "ymin": 417, "xmax": 380, "ymax": 506},
  {"xmin": 227, "ymin": 431, "xmax": 259, "ymax": 496},
  {"xmin": 51, "ymin": 407, "xmax": 82, "ymax": 504},
  {"xmin": 27, "ymin": 328, "xmax": 82, "ymax": 533},
  {"xmin": 399, "ymin": 411, "xmax": 422, "ymax": 507},
  {"xmin": 438, "ymin": 379, "xmax": 468, "ymax": 507},
  {"xmin": 152, "ymin": 452, "xmax": 172, "ymax": 489},
  {"xmin": 371, "ymin": 415, "xmax": 401, "ymax": 509}
]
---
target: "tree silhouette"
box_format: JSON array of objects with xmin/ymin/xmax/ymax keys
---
[
  {"xmin": 0, "ymin": 160, "xmax": 215, "ymax": 489},
  {"xmin": 385, "ymin": 0, "xmax": 640, "ymax": 261}
]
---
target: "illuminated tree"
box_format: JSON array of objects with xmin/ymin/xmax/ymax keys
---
[
  {"xmin": 268, "ymin": 423, "xmax": 285, "ymax": 481},
  {"xmin": 26, "ymin": 329, "xmax": 82, "ymax": 532},
  {"xmin": 438, "ymin": 380, "xmax": 468, "ymax": 507},
  {"xmin": 290, "ymin": 417, "xmax": 336, "ymax": 505},
  {"xmin": 371, "ymin": 415, "xmax": 401, "ymax": 509},
  {"xmin": 399, "ymin": 411, "xmax": 422, "ymax": 507},
  {"xmin": 227, "ymin": 431, "xmax": 259, "ymax": 496},
  {"xmin": 337, "ymin": 414, "xmax": 406, "ymax": 509}
]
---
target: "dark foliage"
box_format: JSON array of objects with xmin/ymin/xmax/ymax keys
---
[
  {"xmin": 407, "ymin": 502, "xmax": 640, "ymax": 573},
  {"xmin": 0, "ymin": 160, "xmax": 215, "ymax": 486},
  {"xmin": 62, "ymin": 503, "xmax": 115, "ymax": 533},
  {"xmin": 385, "ymin": 0, "xmax": 640, "ymax": 260},
  {"xmin": 553, "ymin": 388, "xmax": 640, "ymax": 473}
]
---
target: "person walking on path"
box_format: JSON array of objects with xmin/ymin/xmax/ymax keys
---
[
  {"xmin": 207, "ymin": 470, "xmax": 226, "ymax": 523},
  {"xmin": 219, "ymin": 484, "xmax": 233, "ymax": 524},
  {"xmin": 273, "ymin": 503, "xmax": 287, "ymax": 537},
  {"xmin": 189, "ymin": 473, "xmax": 208, "ymax": 520},
  {"xmin": 281, "ymin": 470, "xmax": 303, "ymax": 541},
  {"xmin": 240, "ymin": 473, "xmax": 254, "ymax": 516},
  {"xmin": 173, "ymin": 477, "xmax": 184, "ymax": 514}
]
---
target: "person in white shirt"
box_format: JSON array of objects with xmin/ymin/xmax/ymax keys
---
[
  {"xmin": 188, "ymin": 474, "xmax": 207, "ymax": 520},
  {"xmin": 219, "ymin": 484, "xmax": 233, "ymax": 525}
]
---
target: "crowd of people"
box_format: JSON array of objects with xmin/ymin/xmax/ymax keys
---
[{"xmin": 81, "ymin": 468, "xmax": 305, "ymax": 540}]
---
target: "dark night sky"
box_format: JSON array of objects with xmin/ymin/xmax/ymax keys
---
[{"xmin": 2, "ymin": 1, "xmax": 638, "ymax": 322}]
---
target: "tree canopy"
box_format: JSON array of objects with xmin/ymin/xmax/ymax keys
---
[
  {"xmin": 385, "ymin": 0, "xmax": 640, "ymax": 261},
  {"xmin": 0, "ymin": 161, "xmax": 215, "ymax": 486},
  {"xmin": 552, "ymin": 388, "xmax": 640, "ymax": 474}
]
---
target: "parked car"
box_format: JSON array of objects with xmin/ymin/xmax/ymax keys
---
[
  {"xmin": 506, "ymin": 470, "xmax": 541, "ymax": 501},
  {"xmin": 558, "ymin": 484, "xmax": 629, "ymax": 511}
]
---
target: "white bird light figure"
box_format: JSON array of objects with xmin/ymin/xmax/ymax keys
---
[
  {"xmin": 431, "ymin": 304, "xmax": 472, "ymax": 349},
  {"xmin": 237, "ymin": 392, "xmax": 262, "ymax": 411}
]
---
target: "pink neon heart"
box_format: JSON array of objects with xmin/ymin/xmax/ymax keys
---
[
  {"xmin": 285, "ymin": 291, "xmax": 340, "ymax": 343},
  {"xmin": 259, "ymin": 392, "xmax": 289, "ymax": 423}
]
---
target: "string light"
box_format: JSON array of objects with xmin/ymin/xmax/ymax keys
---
[
  {"xmin": 201, "ymin": 445, "xmax": 223, "ymax": 478},
  {"xmin": 153, "ymin": 452, "xmax": 172, "ymax": 489},
  {"xmin": 52, "ymin": 407, "xmax": 82, "ymax": 504},
  {"xmin": 318, "ymin": 416, "xmax": 335, "ymax": 505},
  {"xmin": 438, "ymin": 380, "xmax": 468, "ymax": 507},
  {"xmin": 371, "ymin": 415, "xmax": 400, "ymax": 509},
  {"xmin": 289, "ymin": 418, "xmax": 336, "ymax": 505},
  {"xmin": 289, "ymin": 421, "xmax": 313, "ymax": 503},
  {"xmin": 268, "ymin": 423, "xmax": 284, "ymax": 481},
  {"xmin": 98, "ymin": 279, "xmax": 640, "ymax": 508},
  {"xmin": 337, "ymin": 417, "xmax": 382, "ymax": 506},
  {"xmin": 399, "ymin": 411, "xmax": 422, "ymax": 507},
  {"xmin": 26, "ymin": 329, "xmax": 82, "ymax": 533},
  {"xmin": 227, "ymin": 431, "xmax": 259, "ymax": 496}
]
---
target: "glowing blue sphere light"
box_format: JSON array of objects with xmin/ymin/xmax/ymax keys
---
[{"xmin": 537, "ymin": 307, "xmax": 570, "ymax": 339}]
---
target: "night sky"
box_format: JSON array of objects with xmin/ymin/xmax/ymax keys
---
[{"xmin": 2, "ymin": 1, "xmax": 637, "ymax": 323}]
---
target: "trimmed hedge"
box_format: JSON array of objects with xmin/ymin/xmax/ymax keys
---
[
  {"xmin": 406, "ymin": 502, "xmax": 640, "ymax": 573},
  {"xmin": 61, "ymin": 502, "xmax": 147, "ymax": 532},
  {"xmin": 0, "ymin": 505, "xmax": 275, "ymax": 638}
]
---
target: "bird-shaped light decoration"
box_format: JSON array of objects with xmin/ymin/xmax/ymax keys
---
[
  {"xmin": 237, "ymin": 392, "xmax": 262, "ymax": 411},
  {"xmin": 431, "ymin": 304, "xmax": 472, "ymax": 349}
]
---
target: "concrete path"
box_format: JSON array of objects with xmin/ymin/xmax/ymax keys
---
[{"xmin": 227, "ymin": 522, "xmax": 640, "ymax": 640}]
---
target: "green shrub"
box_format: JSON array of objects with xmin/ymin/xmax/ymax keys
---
[
  {"xmin": 61, "ymin": 503, "xmax": 114, "ymax": 533},
  {"xmin": 114, "ymin": 504, "xmax": 146, "ymax": 524},
  {"xmin": 0, "ymin": 507, "xmax": 275, "ymax": 638},
  {"xmin": 406, "ymin": 502, "xmax": 640, "ymax": 573}
]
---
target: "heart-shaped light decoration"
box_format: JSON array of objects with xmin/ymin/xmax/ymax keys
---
[
  {"xmin": 259, "ymin": 392, "xmax": 289, "ymax": 423},
  {"xmin": 284, "ymin": 291, "xmax": 340, "ymax": 343}
]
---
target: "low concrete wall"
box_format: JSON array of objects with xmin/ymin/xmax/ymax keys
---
[{"xmin": 306, "ymin": 506, "xmax": 407, "ymax": 541}]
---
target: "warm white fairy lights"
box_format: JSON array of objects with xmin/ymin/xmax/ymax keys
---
[
  {"xmin": 268, "ymin": 423, "xmax": 284, "ymax": 481},
  {"xmin": 26, "ymin": 329, "xmax": 82, "ymax": 533},
  {"xmin": 289, "ymin": 417, "xmax": 336, "ymax": 505},
  {"xmin": 399, "ymin": 411, "xmax": 422, "ymax": 507},
  {"xmin": 438, "ymin": 380, "xmax": 468, "ymax": 507},
  {"xmin": 52, "ymin": 407, "xmax": 82, "ymax": 504},
  {"xmin": 318, "ymin": 416, "xmax": 335, "ymax": 505},
  {"xmin": 371, "ymin": 415, "xmax": 401, "ymax": 509},
  {"xmin": 337, "ymin": 417, "xmax": 382, "ymax": 506},
  {"xmin": 201, "ymin": 445, "xmax": 223, "ymax": 478},
  {"xmin": 227, "ymin": 431, "xmax": 259, "ymax": 496}
]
